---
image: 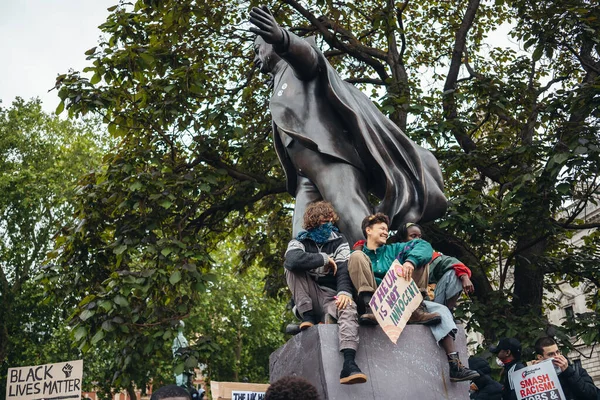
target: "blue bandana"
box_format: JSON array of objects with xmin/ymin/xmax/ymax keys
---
[{"xmin": 296, "ymin": 222, "xmax": 338, "ymax": 244}]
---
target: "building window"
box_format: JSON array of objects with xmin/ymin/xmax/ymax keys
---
[{"xmin": 563, "ymin": 305, "xmax": 575, "ymax": 323}]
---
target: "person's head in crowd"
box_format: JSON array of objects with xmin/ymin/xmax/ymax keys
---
[
  {"xmin": 490, "ymin": 337, "xmax": 522, "ymax": 365},
  {"xmin": 265, "ymin": 376, "xmax": 320, "ymax": 400},
  {"xmin": 534, "ymin": 337, "xmax": 561, "ymax": 360},
  {"xmin": 398, "ymin": 222, "xmax": 423, "ymax": 242},
  {"xmin": 189, "ymin": 387, "xmax": 205, "ymax": 400},
  {"xmin": 303, "ymin": 201, "xmax": 338, "ymax": 230},
  {"xmin": 361, "ymin": 213, "xmax": 390, "ymax": 247},
  {"xmin": 150, "ymin": 384, "xmax": 191, "ymax": 400},
  {"xmin": 468, "ymin": 356, "xmax": 492, "ymax": 376}
]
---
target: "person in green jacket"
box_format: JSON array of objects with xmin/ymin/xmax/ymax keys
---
[
  {"xmin": 347, "ymin": 213, "xmax": 480, "ymax": 382},
  {"xmin": 397, "ymin": 223, "xmax": 474, "ymax": 310}
]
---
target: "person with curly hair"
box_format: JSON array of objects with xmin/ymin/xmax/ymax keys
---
[
  {"xmin": 284, "ymin": 201, "xmax": 367, "ymax": 385},
  {"xmin": 265, "ymin": 376, "xmax": 320, "ymax": 400}
]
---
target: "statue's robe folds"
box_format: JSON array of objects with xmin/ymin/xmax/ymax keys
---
[{"xmin": 270, "ymin": 31, "xmax": 447, "ymax": 228}]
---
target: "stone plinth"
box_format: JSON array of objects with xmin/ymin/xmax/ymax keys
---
[{"xmin": 270, "ymin": 324, "xmax": 470, "ymax": 400}]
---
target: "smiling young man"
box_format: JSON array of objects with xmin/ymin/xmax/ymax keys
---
[
  {"xmin": 534, "ymin": 337, "xmax": 599, "ymax": 400},
  {"xmin": 347, "ymin": 213, "xmax": 480, "ymax": 382}
]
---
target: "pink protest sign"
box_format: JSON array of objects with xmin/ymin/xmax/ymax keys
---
[{"xmin": 369, "ymin": 259, "xmax": 423, "ymax": 344}]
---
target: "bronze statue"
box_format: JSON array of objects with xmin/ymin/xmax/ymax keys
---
[{"xmin": 249, "ymin": 6, "xmax": 447, "ymax": 244}]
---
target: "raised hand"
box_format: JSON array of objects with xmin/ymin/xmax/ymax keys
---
[{"xmin": 249, "ymin": 6, "xmax": 283, "ymax": 44}]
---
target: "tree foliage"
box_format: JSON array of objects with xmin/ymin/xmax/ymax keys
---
[
  {"xmin": 188, "ymin": 235, "xmax": 288, "ymax": 383},
  {"xmin": 0, "ymin": 98, "xmax": 106, "ymax": 395},
  {"xmin": 41, "ymin": 0, "xmax": 599, "ymax": 391}
]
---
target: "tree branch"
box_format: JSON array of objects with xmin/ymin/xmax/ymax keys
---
[
  {"xmin": 344, "ymin": 77, "xmax": 384, "ymax": 85},
  {"xmin": 396, "ymin": 1, "xmax": 409, "ymax": 62},
  {"xmin": 281, "ymin": 0, "xmax": 391, "ymax": 82},
  {"xmin": 537, "ymin": 75, "xmax": 570, "ymax": 95},
  {"xmin": 189, "ymin": 185, "xmax": 286, "ymax": 232},
  {"xmin": 558, "ymin": 221, "xmax": 600, "ymax": 230}
]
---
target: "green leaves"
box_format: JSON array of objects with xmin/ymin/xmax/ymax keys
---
[{"xmin": 169, "ymin": 270, "xmax": 182, "ymax": 285}]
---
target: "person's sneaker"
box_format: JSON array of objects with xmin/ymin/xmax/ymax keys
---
[
  {"xmin": 448, "ymin": 353, "xmax": 480, "ymax": 382},
  {"xmin": 339, "ymin": 360, "xmax": 368, "ymax": 384},
  {"xmin": 407, "ymin": 302, "xmax": 441, "ymax": 326},
  {"xmin": 358, "ymin": 304, "xmax": 378, "ymax": 325}
]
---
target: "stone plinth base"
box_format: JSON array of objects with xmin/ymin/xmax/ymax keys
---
[{"xmin": 269, "ymin": 324, "xmax": 470, "ymax": 400}]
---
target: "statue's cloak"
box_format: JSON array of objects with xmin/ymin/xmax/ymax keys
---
[{"xmin": 271, "ymin": 34, "xmax": 447, "ymax": 228}]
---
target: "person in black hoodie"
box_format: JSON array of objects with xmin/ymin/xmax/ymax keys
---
[
  {"xmin": 534, "ymin": 337, "xmax": 599, "ymax": 400},
  {"xmin": 468, "ymin": 357, "xmax": 503, "ymax": 400},
  {"xmin": 490, "ymin": 338, "xmax": 526, "ymax": 400},
  {"xmin": 284, "ymin": 201, "xmax": 366, "ymax": 385}
]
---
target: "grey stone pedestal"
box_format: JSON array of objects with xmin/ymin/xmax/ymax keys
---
[{"xmin": 270, "ymin": 324, "xmax": 471, "ymax": 399}]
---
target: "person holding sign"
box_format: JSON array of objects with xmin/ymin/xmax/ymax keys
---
[
  {"xmin": 533, "ymin": 337, "xmax": 599, "ymax": 400},
  {"xmin": 284, "ymin": 201, "xmax": 367, "ymax": 385},
  {"xmin": 347, "ymin": 213, "xmax": 480, "ymax": 382}
]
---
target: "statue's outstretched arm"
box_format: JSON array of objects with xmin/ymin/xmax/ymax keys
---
[{"xmin": 249, "ymin": 6, "xmax": 319, "ymax": 81}]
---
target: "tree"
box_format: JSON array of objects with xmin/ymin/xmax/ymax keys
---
[
  {"xmin": 0, "ymin": 98, "xmax": 106, "ymax": 395},
  {"xmin": 45, "ymin": 0, "xmax": 599, "ymax": 386},
  {"xmin": 188, "ymin": 235, "xmax": 288, "ymax": 383}
]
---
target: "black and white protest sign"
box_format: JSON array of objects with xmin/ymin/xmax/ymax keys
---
[
  {"xmin": 6, "ymin": 360, "xmax": 83, "ymax": 400},
  {"xmin": 231, "ymin": 390, "xmax": 266, "ymax": 400}
]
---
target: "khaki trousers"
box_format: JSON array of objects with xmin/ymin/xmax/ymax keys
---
[
  {"xmin": 347, "ymin": 250, "xmax": 429, "ymax": 294},
  {"xmin": 285, "ymin": 269, "xmax": 359, "ymax": 351}
]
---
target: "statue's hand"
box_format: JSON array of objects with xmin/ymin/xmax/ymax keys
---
[{"xmin": 249, "ymin": 6, "xmax": 284, "ymax": 44}]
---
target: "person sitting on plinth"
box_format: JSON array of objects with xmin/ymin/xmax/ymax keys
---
[
  {"xmin": 393, "ymin": 222, "xmax": 475, "ymax": 311},
  {"xmin": 284, "ymin": 201, "xmax": 367, "ymax": 385},
  {"xmin": 348, "ymin": 213, "xmax": 480, "ymax": 382}
]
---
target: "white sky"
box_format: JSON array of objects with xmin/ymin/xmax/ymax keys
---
[
  {"xmin": 0, "ymin": 0, "xmax": 115, "ymax": 113},
  {"xmin": 0, "ymin": 1, "xmax": 520, "ymax": 116}
]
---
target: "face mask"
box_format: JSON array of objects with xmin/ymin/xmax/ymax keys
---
[{"xmin": 496, "ymin": 357, "xmax": 505, "ymax": 367}]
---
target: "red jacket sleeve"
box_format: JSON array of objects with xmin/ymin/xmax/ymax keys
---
[{"xmin": 452, "ymin": 263, "xmax": 471, "ymax": 278}]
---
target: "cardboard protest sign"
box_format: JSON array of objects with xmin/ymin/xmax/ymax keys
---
[
  {"xmin": 369, "ymin": 259, "xmax": 423, "ymax": 344},
  {"xmin": 231, "ymin": 390, "xmax": 266, "ymax": 400},
  {"xmin": 510, "ymin": 359, "xmax": 566, "ymax": 400},
  {"xmin": 6, "ymin": 359, "xmax": 83, "ymax": 400}
]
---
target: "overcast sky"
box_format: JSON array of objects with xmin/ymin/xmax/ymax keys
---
[
  {"xmin": 0, "ymin": 0, "xmax": 115, "ymax": 112},
  {"xmin": 0, "ymin": 1, "xmax": 519, "ymax": 115}
]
